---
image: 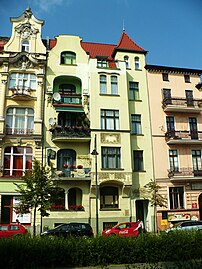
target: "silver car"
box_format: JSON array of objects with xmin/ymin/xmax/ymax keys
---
[{"xmin": 165, "ymin": 220, "xmax": 202, "ymax": 232}]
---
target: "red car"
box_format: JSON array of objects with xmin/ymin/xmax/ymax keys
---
[
  {"xmin": 0, "ymin": 223, "xmax": 28, "ymax": 238},
  {"xmin": 102, "ymin": 221, "xmax": 143, "ymax": 238}
]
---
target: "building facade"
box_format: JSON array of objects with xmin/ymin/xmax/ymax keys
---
[
  {"xmin": 43, "ymin": 32, "xmax": 154, "ymax": 233},
  {"xmin": 0, "ymin": 8, "xmax": 46, "ymax": 230},
  {"xmin": 146, "ymin": 65, "xmax": 202, "ymax": 231}
]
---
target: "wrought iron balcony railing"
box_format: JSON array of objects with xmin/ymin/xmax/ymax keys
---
[
  {"xmin": 165, "ymin": 130, "xmax": 202, "ymax": 141},
  {"xmin": 53, "ymin": 93, "xmax": 82, "ymax": 105},
  {"xmin": 168, "ymin": 168, "xmax": 202, "ymax": 178},
  {"xmin": 50, "ymin": 126, "xmax": 90, "ymax": 139},
  {"xmin": 162, "ymin": 97, "xmax": 202, "ymax": 110}
]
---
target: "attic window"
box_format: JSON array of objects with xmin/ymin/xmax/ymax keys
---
[
  {"xmin": 124, "ymin": 56, "xmax": 129, "ymax": 69},
  {"xmin": 97, "ymin": 59, "xmax": 108, "ymax": 68},
  {"xmin": 61, "ymin": 51, "xmax": 76, "ymax": 65},
  {"xmin": 134, "ymin": 57, "xmax": 140, "ymax": 70},
  {"xmin": 21, "ymin": 40, "xmax": 30, "ymax": 52}
]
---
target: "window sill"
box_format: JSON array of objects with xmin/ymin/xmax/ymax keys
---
[
  {"xmin": 60, "ymin": 64, "xmax": 77, "ymax": 66},
  {"xmin": 101, "ymin": 168, "xmax": 124, "ymax": 171},
  {"xmin": 129, "ymin": 99, "xmax": 142, "ymax": 102},
  {"xmin": 133, "ymin": 170, "xmax": 146, "ymax": 173},
  {"xmin": 131, "ymin": 133, "xmax": 144, "ymax": 136},
  {"xmin": 100, "ymin": 208, "xmax": 121, "ymax": 211},
  {"xmin": 135, "ymin": 69, "xmax": 142, "ymax": 71},
  {"xmin": 99, "ymin": 93, "xmax": 120, "ymax": 97}
]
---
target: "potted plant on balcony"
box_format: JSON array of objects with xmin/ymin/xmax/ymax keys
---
[
  {"xmin": 77, "ymin": 164, "xmax": 83, "ymax": 169},
  {"xmin": 63, "ymin": 163, "xmax": 68, "ymax": 168}
]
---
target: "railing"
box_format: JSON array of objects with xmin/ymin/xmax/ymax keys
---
[
  {"xmin": 168, "ymin": 168, "xmax": 202, "ymax": 178},
  {"xmin": 6, "ymin": 128, "xmax": 34, "ymax": 135},
  {"xmin": 165, "ymin": 130, "xmax": 202, "ymax": 141},
  {"xmin": 50, "ymin": 126, "xmax": 90, "ymax": 139},
  {"xmin": 162, "ymin": 97, "xmax": 202, "ymax": 109},
  {"xmin": 53, "ymin": 93, "xmax": 82, "ymax": 105}
]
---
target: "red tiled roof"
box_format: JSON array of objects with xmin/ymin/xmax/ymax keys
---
[
  {"xmin": 49, "ymin": 39, "xmax": 57, "ymax": 49},
  {"xmin": 115, "ymin": 32, "xmax": 146, "ymax": 52},
  {"xmin": 81, "ymin": 42, "xmax": 116, "ymax": 60},
  {"xmin": 0, "ymin": 37, "xmax": 9, "ymax": 52}
]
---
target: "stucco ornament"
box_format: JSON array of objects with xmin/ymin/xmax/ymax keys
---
[
  {"xmin": 13, "ymin": 55, "xmax": 33, "ymax": 70},
  {"xmin": 16, "ymin": 22, "xmax": 39, "ymax": 38}
]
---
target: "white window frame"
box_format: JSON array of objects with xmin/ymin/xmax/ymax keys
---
[
  {"xmin": 111, "ymin": 76, "xmax": 118, "ymax": 95},
  {"xmin": 134, "ymin": 57, "xmax": 140, "ymax": 70},
  {"xmin": 21, "ymin": 40, "xmax": 30, "ymax": 52},
  {"xmin": 8, "ymin": 73, "xmax": 37, "ymax": 91}
]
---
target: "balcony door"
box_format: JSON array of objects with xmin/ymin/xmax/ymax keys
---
[
  {"xmin": 189, "ymin": 117, "xmax": 198, "ymax": 139},
  {"xmin": 163, "ymin": 89, "xmax": 172, "ymax": 104},
  {"xmin": 186, "ymin": 90, "xmax": 193, "ymax": 106}
]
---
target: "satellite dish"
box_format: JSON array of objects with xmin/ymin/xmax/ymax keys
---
[
  {"xmin": 48, "ymin": 118, "xmax": 56, "ymax": 126},
  {"xmin": 53, "ymin": 92, "xmax": 61, "ymax": 101}
]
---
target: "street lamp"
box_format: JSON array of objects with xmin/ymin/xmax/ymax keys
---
[{"xmin": 91, "ymin": 134, "xmax": 99, "ymax": 235}]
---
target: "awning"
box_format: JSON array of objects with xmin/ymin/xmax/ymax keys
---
[{"xmin": 55, "ymin": 107, "xmax": 84, "ymax": 113}]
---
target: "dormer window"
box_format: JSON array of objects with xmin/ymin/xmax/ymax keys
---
[
  {"xmin": 61, "ymin": 51, "xmax": 76, "ymax": 65},
  {"xmin": 21, "ymin": 40, "xmax": 30, "ymax": 52},
  {"xmin": 134, "ymin": 57, "xmax": 140, "ymax": 70},
  {"xmin": 97, "ymin": 58, "xmax": 108, "ymax": 68},
  {"xmin": 124, "ymin": 56, "xmax": 129, "ymax": 68}
]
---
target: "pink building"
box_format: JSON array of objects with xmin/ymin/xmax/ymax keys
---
[{"xmin": 146, "ymin": 64, "xmax": 202, "ymax": 231}]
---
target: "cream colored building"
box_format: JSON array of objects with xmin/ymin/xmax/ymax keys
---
[
  {"xmin": 146, "ymin": 64, "xmax": 202, "ymax": 231},
  {"xmin": 43, "ymin": 32, "xmax": 154, "ymax": 233},
  {"xmin": 0, "ymin": 8, "xmax": 46, "ymax": 230}
]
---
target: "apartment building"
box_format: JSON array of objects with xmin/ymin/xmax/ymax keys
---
[
  {"xmin": 146, "ymin": 65, "xmax": 202, "ymax": 231},
  {"xmin": 0, "ymin": 8, "xmax": 46, "ymax": 228},
  {"xmin": 43, "ymin": 32, "xmax": 154, "ymax": 233}
]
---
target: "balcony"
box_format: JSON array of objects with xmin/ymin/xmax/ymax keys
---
[
  {"xmin": 168, "ymin": 168, "xmax": 202, "ymax": 180},
  {"xmin": 53, "ymin": 93, "xmax": 82, "ymax": 106},
  {"xmin": 6, "ymin": 127, "xmax": 33, "ymax": 135},
  {"xmin": 50, "ymin": 126, "xmax": 91, "ymax": 142},
  {"xmin": 9, "ymin": 87, "xmax": 35, "ymax": 100},
  {"xmin": 56, "ymin": 167, "xmax": 91, "ymax": 180},
  {"xmin": 165, "ymin": 130, "xmax": 202, "ymax": 144},
  {"xmin": 162, "ymin": 98, "xmax": 202, "ymax": 113}
]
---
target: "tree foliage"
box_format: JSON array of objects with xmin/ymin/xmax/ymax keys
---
[
  {"xmin": 14, "ymin": 159, "xmax": 59, "ymax": 236},
  {"xmin": 144, "ymin": 179, "xmax": 167, "ymax": 207}
]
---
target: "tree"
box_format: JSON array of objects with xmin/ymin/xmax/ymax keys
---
[
  {"xmin": 14, "ymin": 159, "xmax": 59, "ymax": 236},
  {"xmin": 144, "ymin": 179, "xmax": 167, "ymax": 232}
]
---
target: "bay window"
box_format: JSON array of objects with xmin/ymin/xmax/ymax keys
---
[
  {"xmin": 8, "ymin": 73, "xmax": 36, "ymax": 92},
  {"xmin": 4, "ymin": 146, "xmax": 32, "ymax": 177}
]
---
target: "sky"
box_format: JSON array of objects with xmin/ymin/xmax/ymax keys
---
[{"xmin": 0, "ymin": 0, "xmax": 201, "ymax": 69}]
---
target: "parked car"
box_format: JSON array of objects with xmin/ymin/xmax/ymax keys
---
[
  {"xmin": 102, "ymin": 221, "xmax": 143, "ymax": 238},
  {"xmin": 165, "ymin": 220, "xmax": 202, "ymax": 233},
  {"xmin": 0, "ymin": 223, "xmax": 28, "ymax": 238},
  {"xmin": 40, "ymin": 222, "xmax": 94, "ymax": 238}
]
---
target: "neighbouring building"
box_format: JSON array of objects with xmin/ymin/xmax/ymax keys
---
[
  {"xmin": 146, "ymin": 65, "xmax": 202, "ymax": 231},
  {"xmin": 43, "ymin": 31, "xmax": 154, "ymax": 233},
  {"xmin": 0, "ymin": 8, "xmax": 46, "ymax": 232}
]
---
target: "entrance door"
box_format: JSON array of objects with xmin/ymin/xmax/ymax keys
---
[
  {"xmin": 1, "ymin": 196, "xmax": 12, "ymax": 224},
  {"xmin": 199, "ymin": 193, "xmax": 202, "ymax": 220},
  {"xmin": 135, "ymin": 200, "xmax": 148, "ymax": 225}
]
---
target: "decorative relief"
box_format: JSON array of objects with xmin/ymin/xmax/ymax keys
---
[
  {"xmin": 91, "ymin": 172, "xmax": 132, "ymax": 185},
  {"xmin": 16, "ymin": 22, "xmax": 38, "ymax": 38},
  {"xmin": 13, "ymin": 55, "xmax": 33, "ymax": 70},
  {"xmin": 100, "ymin": 133, "xmax": 121, "ymax": 144}
]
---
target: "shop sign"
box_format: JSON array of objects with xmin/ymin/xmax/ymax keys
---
[
  {"xmin": 12, "ymin": 196, "xmax": 31, "ymax": 224},
  {"xmin": 161, "ymin": 219, "xmax": 168, "ymax": 226},
  {"xmin": 168, "ymin": 213, "xmax": 190, "ymax": 222}
]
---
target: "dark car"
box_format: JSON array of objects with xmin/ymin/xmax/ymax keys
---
[
  {"xmin": 0, "ymin": 223, "xmax": 28, "ymax": 238},
  {"xmin": 165, "ymin": 220, "xmax": 202, "ymax": 233},
  {"xmin": 40, "ymin": 222, "xmax": 94, "ymax": 238}
]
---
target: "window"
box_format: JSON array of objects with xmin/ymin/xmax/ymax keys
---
[
  {"xmin": 131, "ymin": 114, "xmax": 142, "ymax": 134},
  {"xmin": 100, "ymin": 186, "xmax": 118, "ymax": 209},
  {"xmin": 166, "ymin": 116, "xmax": 175, "ymax": 131},
  {"xmin": 57, "ymin": 149, "xmax": 76, "ymax": 172},
  {"xmin": 129, "ymin": 82, "xmax": 139, "ymax": 100},
  {"xmin": 61, "ymin": 51, "xmax": 76, "ymax": 65},
  {"xmin": 184, "ymin": 75, "xmax": 190, "ymax": 83},
  {"xmin": 101, "ymin": 109, "xmax": 119, "ymax": 130},
  {"xmin": 111, "ymin": 76, "xmax": 118, "ymax": 95},
  {"xmin": 124, "ymin": 55, "xmax": 129, "ymax": 68},
  {"xmin": 134, "ymin": 57, "xmax": 140, "ymax": 70},
  {"xmin": 192, "ymin": 150, "xmax": 201, "ymax": 171},
  {"xmin": 163, "ymin": 88, "xmax": 172, "ymax": 104},
  {"xmin": 6, "ymin": 107, "xmax": 34, "ymax": 135},
  {"xmin": 189, "ymin": 117, "xmax": 198, "ymax": 139},
  {"xmin": 21, "ymin": 40, "xmax": 29, "ymax": 52},
  {"xmin": 162, "ymin": 73, "xmax": 169, "ymax": 81},
  {"xmin": 186, "ymin": 90, "xmax": 193, "ymax": 106},
  {"xmin": 133, "ymin": 150, "xmax": 144, "ymax": 171},
  {"xmin": 8, "ymin": 73, "xmax": 36, "ymax": 91},
  {"xmin": 102, "ymin": 147, "xmax": 121, "ymax": 169},
  {"xmin": 100, "ymin": 75, "xmax": 107, "ymax": 94},
  {"xmin": 4, "ymin": 146, "xmax": 32, "ymax": 177},
  {"xmin": 169, "ymin": 150, "xmax": 179, "ymax": 172},
  {"xmin": 97, "ymin": 59, "xmax": 108, "ymax": 68},
  {"xmin": 169, "ymin": 187, "xmax": 184, "ymax": 209}
]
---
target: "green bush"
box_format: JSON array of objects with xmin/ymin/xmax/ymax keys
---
[{"xmin": 0, "ymin": 231, "xmax": 202, "ymax": 268}]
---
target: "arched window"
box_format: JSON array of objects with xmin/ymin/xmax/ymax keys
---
[
  {"xmin": 124, "ymin": 55, "xmax": 129, "ymax": 68},
  {"xmin": 61, "ymin": 51, "xmax": 76, "ymax": 65},
  {"xmin": 134, "ymin": 57, "xmax": 140, "ymax": 70},
  {"xmin": 111, "ymin": 76, "xmax": 118, "ymax": 95},
  {"xmin": 50, "ymin": 188, "xmax": 65, "ymax": 210},
  {"xmin": 68, "ymin": 188, "xmax": 83, "ymax": 210},
  {"xmin": 100, "ymin": 186, "xmax": 119, "ymax": 209},
  {"xmin": 21, "ymin": 40, "xmax": 30, "ymax": 52},
  {"xmin": 57, "ymin": 149, "xmax": 76, "ymax": 170}
]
